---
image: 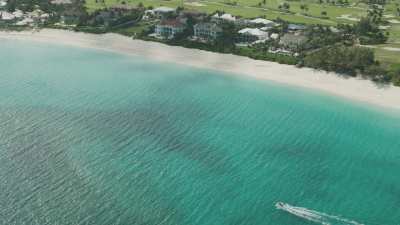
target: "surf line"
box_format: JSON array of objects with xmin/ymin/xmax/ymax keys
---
[{"xmin": 275, "ymin": 202, "xmax": 364, "ymax": 225}]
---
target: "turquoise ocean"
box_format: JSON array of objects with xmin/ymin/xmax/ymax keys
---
[{"xmin": 0, "ymin": 39, "xmax": 400, "ymax": 225}]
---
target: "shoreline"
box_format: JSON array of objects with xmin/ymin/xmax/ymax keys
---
[{"xmin": 1, "ymin": 28, "xmax": 400, "ymax": 111}]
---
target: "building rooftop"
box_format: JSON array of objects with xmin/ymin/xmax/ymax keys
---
[
  {"xmin": 153, "ymin": 7, "xmax": 175, "ymax": 13},
  {"xmin": 16, "ymin": 18, "xmax": 34, "ymax": 26},
  {"xmin": 250, "ymin": 18, "xmax": 275, "ymax": 25},
  {"xmin": 288, "ymin": 24, "xmax": 307, "ymax": 30},
  {"xmin": 51, "ymin": 0, "xmax": 72, "ymax": 4},
  {"xmin": 13, "ymin": 10, "xmax": 24, "ymax": 18},
  {"xmin": 212, "ymin": 13, "xmax": 236, "ymax": 21},
  {"xmin": 238, "ymin": 28, "xmax": 268, "ymax": 37},
  {"xmin": 0, "ymin": 11, "xmax": 15, "ymax": 20},
  {"xmin": 194, "ymin": 22, "xmax": 222, "ymax": 32}
]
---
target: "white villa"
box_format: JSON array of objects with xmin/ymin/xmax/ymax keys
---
[
  {"xmin": 0, "ymin": 11, "xmax": 15, "ymax": 21},
  {"xmin": 193, "ymin": 22, "xmax": 222, "ymax": 41},
  {"xmin": 155, "ymin": 19, "xmax": 185, "ymax": 39},
  {"xmin": 238, "ymin": 28, "xmax": 269, "ymax": 44}
]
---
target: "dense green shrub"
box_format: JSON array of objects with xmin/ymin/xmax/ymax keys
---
[{"xmin": 304, "ymin": 44, "xmax": 375, "ymax": 76}]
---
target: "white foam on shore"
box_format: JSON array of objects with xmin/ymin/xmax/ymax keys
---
[{"xmin": 1, "ymin": 29, "xmax": 400, "ymax": 111}]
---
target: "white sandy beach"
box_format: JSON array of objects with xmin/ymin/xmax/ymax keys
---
[{"xmin": 1, "ymin": 28, "xmax": 400, "ymax": 110}]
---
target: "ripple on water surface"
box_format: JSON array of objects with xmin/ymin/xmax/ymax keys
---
[{"xmin": 0, "ymin": 39, "xmax": 400, "ymax": 225}]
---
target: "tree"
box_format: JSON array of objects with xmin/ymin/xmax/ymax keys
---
[
  {"xmin": 177, "ymin": 6, "xmax": 185, "ymax": 12},
  {"xmin": 388, "ymin": 64, "xmax": 400, "ymax": 86},
  {"xmin": 355, "ymin": 17, "xmax": 387, "ymax": 44},
  {"xmin": 304, "ymin": 45, "xmax": 375, "ymax": 76},
  {"xmin": 215, "ymin": 22, "xmax": 238, "ymax": 53},
  {"xmin": 367, "ymin": 4, "xmax": 383, "ymax": 23},
  {"xmin": 321, "ymin": 11, "xmax": 327, "ymax": 16},
  {"xmin": 364, "ymin": 64, "xmax": 389, "ymax": 82},
  {"xmin": 300, "ymin": 4, "xmax": 309, "ymax": 14},
  {"xmin": 6, "ymin": 0, "xmax": 17, "ymax": 12},
  {"xmin": 280, "ymin": 2, "xmax": 290, "ymax": 11}
]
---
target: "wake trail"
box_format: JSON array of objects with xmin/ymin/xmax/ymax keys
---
[{"xmin": 275, "ymin": 202, "xmax": 364, "ymax": 225}]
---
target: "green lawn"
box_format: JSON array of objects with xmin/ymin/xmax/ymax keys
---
[
  {"xmin": 85, "ymin": 0, "xmax": 368, "ymax": 25},
  {"xmin": 374, "ymin": 47, "xmax": 400, "ymax": 65},
  {"xmin": 112, "ymin": 21, "xmax": 154, "ymax": 36}
]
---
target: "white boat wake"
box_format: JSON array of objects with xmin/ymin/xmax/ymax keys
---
[{"xmin": 275, "ymin": 202, "xmax": 364, "ymax": 225}]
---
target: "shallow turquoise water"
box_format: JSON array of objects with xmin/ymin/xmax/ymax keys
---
[{"xmin": 0, "ymin": 39, "xmax": 399, "ymax": 225}]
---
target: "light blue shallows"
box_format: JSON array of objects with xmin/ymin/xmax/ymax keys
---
[{"xmin": 0, "ymin": 39, "xmax": 399, "ymax": 225}]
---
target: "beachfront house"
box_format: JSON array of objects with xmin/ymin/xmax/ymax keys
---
[
  {"xmin": 0, "ymin": 11, "xmax": 16, "ymax": 22},
  {"xmin": 238, "ymin": 28, "xmax": 269, "ymax": 44},
  {"xmin": 155, "ymin": 19, "xmax": 185, "ymax": 39},
  {"xmin": 193, "ymin": 22, "xmax": 222, "ymax": 41}
]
